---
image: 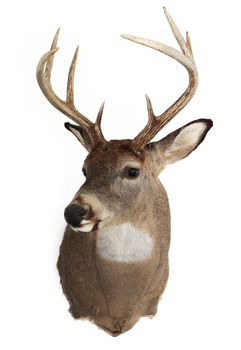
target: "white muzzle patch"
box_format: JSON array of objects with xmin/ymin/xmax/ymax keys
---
[{"xmin": 71, "ymin": 219, "xmax": 96, "ymax": 233}]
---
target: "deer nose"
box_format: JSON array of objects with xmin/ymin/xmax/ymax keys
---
[{"xmin": 64, "ymin": 204, "xmax": 90, "ymax": 227}]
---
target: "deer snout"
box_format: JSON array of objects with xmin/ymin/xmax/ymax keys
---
[{"xmin": 64, "ymin": 204, "xmax": 90, "ymax": 227}]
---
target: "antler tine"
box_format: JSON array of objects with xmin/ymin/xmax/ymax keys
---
[
  {"xmin": 145, "ymin": 94, "xmax": 155, "ymax": 121},
  {"xmin": 121, "ymin": 8, "xmax": 198, "ymax": 148},
  {"xmin": 94, "ymin": 102, "xmax": 106, "ymax": 140},
  {"xmin": 36, "ymin": 29, "xmax": 106, "ymax": 148},
  {"xmin": 44, "ymin": 28, "xmax": 60, "ymax": 79},
  {"xmin": 66, "ymin": 46, "xmax": 79, "ymax": 106},
  {"xmin": 186, "ymin": 31, "xmax": 193, "ymax": 58},
  {"xmin": 163, "ymin": 7, "xmax": 189, "ymax": 56}
]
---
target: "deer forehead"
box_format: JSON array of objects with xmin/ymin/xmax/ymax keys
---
[
  {"xmin": 84, "ymin": 140, "xmax": 145, "ymax": 171},
  {"xmin": 84, "ymin": 159, "xmax": 142, "ymax": 174}
]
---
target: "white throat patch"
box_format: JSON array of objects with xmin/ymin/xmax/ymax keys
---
[{"xmin": 96, "ymin": 222, "xmax": 153, "ymax": 263}]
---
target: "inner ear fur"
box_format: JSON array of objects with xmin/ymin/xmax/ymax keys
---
[{"xmin": 145, "ymin": 118, "xmax": 213, "ymax": 174}]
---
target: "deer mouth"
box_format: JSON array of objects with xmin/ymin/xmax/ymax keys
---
[{"xmin": 71, "ymin": 219, "xmax": 100, "ymax": 233}]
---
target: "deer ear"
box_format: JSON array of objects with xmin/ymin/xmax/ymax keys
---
[
  {"xmin": 145, "ymin": 119, "xmax": 213, "ymax": 174},
  {"xmin": 64, "ymin": 122, "xmax": 93, "ymax": 152}
]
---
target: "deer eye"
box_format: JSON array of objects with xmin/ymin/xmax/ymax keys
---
[{"xmin": 125, "ymin": 167, "xmax": 140, "ymax": 179}]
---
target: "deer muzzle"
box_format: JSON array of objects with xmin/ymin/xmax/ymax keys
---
[{"xmin": 64, "ymin": 203, "xmax": 98, "ymax": 232}]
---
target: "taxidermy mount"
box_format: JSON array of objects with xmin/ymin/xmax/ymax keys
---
[{"xmin": 37, "ymin": 7, "xmax": 212, "ymax": 336}]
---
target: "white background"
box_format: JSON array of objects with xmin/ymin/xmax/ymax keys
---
[{"xmin": 1, "ymin": 0, "xmax": 240, "ymax": 349}]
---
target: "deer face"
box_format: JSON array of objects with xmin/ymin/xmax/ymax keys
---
[
  {"xmin": 64, "ymin": 140, "xmax": 146, "ymax": 232},
  {"xmin": 63, "ymin": 117, "xmax": 212, "ymax": 232}
]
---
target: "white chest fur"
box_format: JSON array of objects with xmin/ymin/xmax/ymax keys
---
[{"xmin": 96, "ymin": 222, "xmax": 154, "ymax": 263}]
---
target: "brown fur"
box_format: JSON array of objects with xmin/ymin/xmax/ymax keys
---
[
  {"xmin": 57, "ymin": 123, "xmax": 212, "ymax": 335},
  {"xmin": 58, "ymin": 119, "xmax": 212, "ymax": 336},
  {"xmin": 57, "ymin": 140, "xmax": 171, "ymax": 336}
]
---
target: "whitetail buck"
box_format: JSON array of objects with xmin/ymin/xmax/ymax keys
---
[{"xmin": 37, "ymin": 8, "xmax": 212, "ymax": 336}]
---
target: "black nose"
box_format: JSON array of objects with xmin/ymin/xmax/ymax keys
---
[{"xmin": 64, "ymin": 204, "xmax": 89, "ymax": 227}]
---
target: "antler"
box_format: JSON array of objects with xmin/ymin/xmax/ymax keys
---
[
  {"xmin": 122, "ymin": 7, "xmax": 198, "ymax": 148},
  {"xmin": 36, "ymin": 29, "xmax": 105, "ymax": 148}
]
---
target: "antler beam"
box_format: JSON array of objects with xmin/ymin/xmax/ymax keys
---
[{"xmin": 122, "ymin": 7, "xmax": 199, "ymax": 148}]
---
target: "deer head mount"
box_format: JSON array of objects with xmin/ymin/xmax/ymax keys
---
[{"xmin": 37, "ymin": 8, "xmax": 212, "ymax": 336}]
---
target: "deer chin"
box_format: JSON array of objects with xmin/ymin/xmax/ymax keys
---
[{"xmin": 71, "ymin": 219, "xmax": 100, "ymax": 233}]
